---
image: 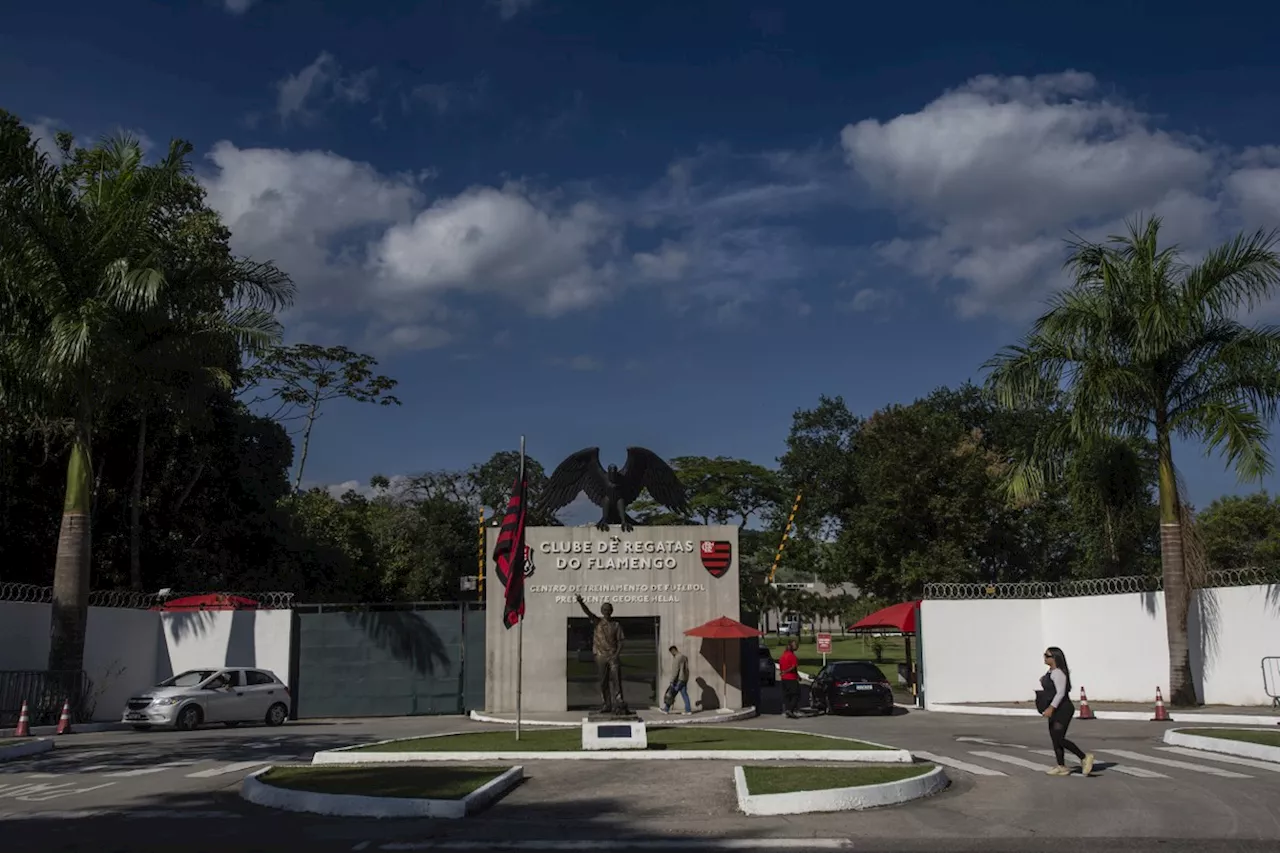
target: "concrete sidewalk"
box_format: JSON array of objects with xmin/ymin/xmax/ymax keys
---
[{"xmin": 929, "ymin": 700, "xmax": 1280, "ymax": 725}]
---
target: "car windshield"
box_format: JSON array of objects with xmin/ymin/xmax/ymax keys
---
[
  {"xmin": 157, "ymin": 670, "xmax": 216, "ymax": 688},
  {"xmin": 830, "ymin": 663, "xmax": 884, "ymax": 682}
]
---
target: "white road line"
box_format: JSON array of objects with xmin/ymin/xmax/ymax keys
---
[
  {"xmin": 245, "ymin": 742, "xmax": 274, "ymax": 749},
  {"xmin": 1029, "ymin": 750, "xmax": 1167, "ymax": 778},
  {"xmin": 968, "ymin": 750, "xmax": 1054, "ymax": 772},
  {"xmin": 1157, "ymin": 747, "xmax": 1280, "ymax": 772},
  {"xmin": 75, "ymin": 765, "xmax": 112, "ymax": 772},
  {"xmin": 1101, "ymin": 749, "xmax": 1252, "ymax": 779},
  {"xmin": 25, "ymin": 774, "xmax": 62, "ymax": 780},
  {"xmin": 956, "ymin": 736, "xmax": 1029, "ymax": 749},
  {"xmin": 104, "ymin": 761, "xmax": 197, "ymax": 778},
  {"xmin": 376, "ymin": 842, "xmax": 856, "ymax": 851},
  {"xmin": 62, "ymin": 749, "xmax": 113, "ymax": 760},
  {"xmin": 913, "ymin": 751, "xmax": 1007, "ymax": 777},
  {"xmin": 186, "ymin": 761, "xmax": 265, "ymax": 779}
]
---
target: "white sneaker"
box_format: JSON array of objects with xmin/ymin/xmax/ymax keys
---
[{"xmin": 659, "ymin": 707, "xmax": 670, "ymax": 714}]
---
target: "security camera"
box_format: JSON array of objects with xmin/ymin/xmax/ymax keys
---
[{"xmin": 157, "ymin": 587, "xmax": 173, "ymax": 598}]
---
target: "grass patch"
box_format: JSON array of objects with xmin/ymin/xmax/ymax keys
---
[
  {"xmin": 259, "ymin": 765, "xmax": 506, "ymax": 800},
  {"xmin": 354, "ymin": 726, "xmax": 889, "ymax": 753},
  {"xmin": 1182, "ymin": 729, "xmax": 1280, "ymax": 748},
  {"xmin": 767, "ymin": 635, "xmax": 910, "ymax": 681},
  {"xmin": 743, "ymin": 764, "xmax": 934, "ymax": 795}
]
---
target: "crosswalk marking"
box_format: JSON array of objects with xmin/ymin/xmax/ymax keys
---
[
  {"xmin": 913, "ymin": 751, "xmax": 1008, "ymax": 777},
  {"xmin": 968, "ymin": 750, "xmax": 1055, "ymax": 772},
  {"xmin": 1100, "ymin": 750, "xmax": 1251, "ymax": 779},
  {"xmin": 185, "ymin": 761, "xmax": 266, "ymax": 779},
  {"xmin": 104, "ymin": 761, "xmax": 196, "ymax": 778},
  {"xmin": 1029, "ymin": 750, "xmax": 1167, "ymax": 778},
  {"xmin": 1157, "ymin": 747, "xmax": 1280, "ymax": 772}
]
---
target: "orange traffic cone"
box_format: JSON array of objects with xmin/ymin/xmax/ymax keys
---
[
  {"xmin": 13, "ymin": 700, "xmax": 30, "ymax": 737},
  {"xmin": 55, "ymin": 700, "xmax": 72, "ymax": 735},
  {"xmin": 1077, "ymin": 687, "xmax": 1095, "ymax": 720},
  {"xmin": 1151, "ymin": 686, "xmax": 1171, "ymax": 722}
]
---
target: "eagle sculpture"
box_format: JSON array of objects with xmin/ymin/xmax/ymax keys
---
[{"xmin": 540, "ymin": 447, "xmax": 688, "ymax": 532}]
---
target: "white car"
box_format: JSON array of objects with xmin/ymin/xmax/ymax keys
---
[{"xmin": 122, "ymin": 668, "xmax": 291, "ymax": 731}]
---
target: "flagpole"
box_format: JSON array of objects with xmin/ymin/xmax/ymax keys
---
[{"xmin": 516, "ymin": 435, "xmax": 526, "ymax": 742}]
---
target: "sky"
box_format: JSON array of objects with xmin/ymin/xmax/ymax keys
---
[{"xmin": 5, "ymin": 0, "xmax": 1280, "ymax": 512}]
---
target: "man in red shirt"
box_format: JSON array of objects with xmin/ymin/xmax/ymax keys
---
[{"xmin": 778, "ymin": 639, "xmax": 801, "ymax": 718}]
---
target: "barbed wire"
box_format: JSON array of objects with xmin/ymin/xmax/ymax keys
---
[
  {"xmin": 924, "ymin": 566, "xmax": 1280, "ymax": 600},
  {"xmin": 0, "ymin": 584, "xmax": 295, "ymax": 609}
]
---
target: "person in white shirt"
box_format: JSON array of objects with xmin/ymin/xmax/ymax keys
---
[{"xmin": 1039, "ymin": 646, "xmax": 1096, "ymax": 777}]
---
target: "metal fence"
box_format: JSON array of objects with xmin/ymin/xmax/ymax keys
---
[
  {"xmin": 0, "ymin": 582, "xmax": 295, "ymax": 609},
  {"xmin": 0, "ymin": 670, "xmax": 92, "ymax": 727},
  {"xmin": 923, "ymin": 567, "xmax": 1280, "ymax": 600}
]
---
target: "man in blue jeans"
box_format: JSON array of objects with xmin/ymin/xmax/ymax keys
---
[{"xmin": 660, "ymin": 645, "xmax": 692, "ymax": 714}]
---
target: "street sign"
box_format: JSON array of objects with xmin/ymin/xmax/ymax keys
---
[
  {"xmin": 817, "ymin": 632, "xmax": 832, "ymax": 667},
  {"xmin": 460, "ymin": 576, "xmax": 478, "ymax": 591}
]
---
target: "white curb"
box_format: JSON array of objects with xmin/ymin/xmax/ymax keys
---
[
  {"xmin": 312, "ymin": 728, "xmax": 911, "ymax": 765},
  {"xmin": 925, "ymin": 703, "xmax": 1280, "ymax": 726},
  {"xmin": 469, "ymin": 707, "xmax": 760, "ymax": 727},
  {"xmin": 0, "ymin": 738, "xmax": 54, "ymax": 761},
  {"xmin": 734, "ymin": 764, "xmax": 948, "ymax": 816},
  {"xmin": 311, "ymin": 722, "xmax": 911, "ymax": 763},
  {"xmin": 240, "ymin": 765, "xmax": 524, "ymax": 819},
  {"xmin": 1163, "ymin": 728, "xmax": 1280, "ymax": 763}
]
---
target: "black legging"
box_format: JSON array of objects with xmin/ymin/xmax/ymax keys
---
[{"xmin": 1049, "ymin": 701, "xmax": 1086, "ymax": 765}]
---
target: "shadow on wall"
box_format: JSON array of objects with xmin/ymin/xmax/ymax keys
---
[
  {"xmin": 343, "ymin": 610, "xmax": 449, "ymax": 676},
  {"xmin": 226, "ymin": 610, "xmax": 257, "ymax": 668},
  {"xmin": 694, "ymin": 676, "xmax": 718, "ymax": 711},
  {"xmin": 1189, "ymin": 588, "xmax": 1222, "ymax": 700},
  {"xmin": 1267, "ymin": 583, "xmax": 1280, "ymax": 618},
  {"xmin": 154, "ymin": 610, "xmax": 216, "ymax": 683},
  {"xmin": 1140, "ymin": 590, "xmax": 1158, "ymax": 618}
]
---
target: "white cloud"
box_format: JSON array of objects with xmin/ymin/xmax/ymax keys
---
[
  {"xmin": 223, "ymin": 0, "xmax": 258, "ymax": 13},
  {"xmin": 405, "ymin": 77, "xmax": 487, "ymax": 116},
  {"xmin": 493, "ymin": 0, "xmax": 537, "ymax": 20},
  {"xmin": 275, "ymin": 52, "xmax": 375, "ymax": 124},
  {"xmin": 839, "ymin": 70, "xmax": 1276, "ymax": 319},
  {"xmin": 23, "ymin": 117, "xmax": 66, "ymax": 163},
  {"xmin": 199, "ymin": 142, "xmax": 620, "ymax": 349},
  {"xmin": 369, "ymin": 185, "xmax": 617, "ymax": 316}
]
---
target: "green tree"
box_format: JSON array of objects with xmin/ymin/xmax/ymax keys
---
[
  {"xmin": 985, "ymin": 216, "xmax": 1280, "ymax": 706},
  {"xmin": 1196, "ymin": 492, "xmax": 1280, "ymax": 571},
  {"xmin": 243, "ymin": 344, "xmax": 401, "ymax": 491},
  {"xmin": 0, "ymin": 115, "xmax": 288, "ymax": 672}
]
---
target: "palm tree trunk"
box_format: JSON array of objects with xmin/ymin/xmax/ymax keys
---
[
  {"xmin": 1156, "ymin": 426, "xmax": 1199, "ymax": 707},
  {"xmin": 292, "ymin": 403, "xmax": 319, "ymax": 491},
  {"xmin": 49, "ymin": 427, "xmax": 93, "ymax": 677},
  {"xmin": 128, "ymin": 410, "xmax": 147, "ymax": 592}
]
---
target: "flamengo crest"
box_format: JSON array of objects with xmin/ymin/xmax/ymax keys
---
[{"xmin": 699, "ymin": 540, "xmax": 732, "ymax": 578}]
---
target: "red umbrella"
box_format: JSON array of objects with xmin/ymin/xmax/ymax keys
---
[
  {"xmin": 684, "ymin": 616, "xmax": 764, "ymax": 639},
  {"xmin": 684, "ymin": 617, "xmax": 762, "ymax": 704},
  {"xmin": 154, "ymin": 594, "xmax": 261, "ymax": 612},
  {"xmin": 849, "ymin": 600, "xmax": 920, "ymax": 634}
]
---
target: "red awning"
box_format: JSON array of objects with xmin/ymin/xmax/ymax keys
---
[
  {"xmin": 154, "ymin": 594, "xmax": 261, "ymax": 612},
  {"xmin": 684, "ymin": 616, "xmax": 763, "ymax": 639},
  {"xmin": 848, "ymin": 600, "xmax": 920, "ymax": 634}
]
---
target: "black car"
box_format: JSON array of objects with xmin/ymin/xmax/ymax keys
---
[
  {"xmin": 811, "ymin": 660, "xmax": 894, "ymax": 715},
  {"xmin": 757, "ymin": 645, "xmax": 777, "ymax": 686}
]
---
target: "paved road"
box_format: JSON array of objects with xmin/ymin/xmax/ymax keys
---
[{"xmin": 1, "ymin": 710, "xmax": 1278, "ymax": 852}]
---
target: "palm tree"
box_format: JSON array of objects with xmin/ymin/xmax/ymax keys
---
[
  {"xmin": 985, "ymin": 216, "xmax": 1280, "ymax": 706},
  {"xmin": 0, "ymin": 113, "xmax": 291, "ymax": 672}
]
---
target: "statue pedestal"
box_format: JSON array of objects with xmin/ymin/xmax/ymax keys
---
[{"xmin": 581, "ymin": 714, "xmax": 647, "ymax": 750}]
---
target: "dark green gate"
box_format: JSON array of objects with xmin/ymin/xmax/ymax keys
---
[{"xmin": 292, "ymin": 602, "xmax": 484, "ymax": 718}]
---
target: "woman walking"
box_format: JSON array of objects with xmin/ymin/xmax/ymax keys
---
[{"xmin": 1039, "ymin": 647, "xmax": 1095, "ymax": 777}]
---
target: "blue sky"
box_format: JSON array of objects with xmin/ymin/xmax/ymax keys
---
[{"xmin": 5, "ymin": 0, "xmax": 1280, "ymax": 511}]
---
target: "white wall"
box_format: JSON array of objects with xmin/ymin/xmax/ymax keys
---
[
  {"xmin": 922, "ymin": 583, "xmax": 1280, "ymax": 707},
  {"xmin": 83, "ymin": 607, "xmax": 159, "ymax": 721},
  {"xmin": 0, "ymin": 602, "xmax": 51, "ymax": 671},
  {"xmin": 921, "ymin": 599, "xmax": 1042, "ymax": 704},
  {"xmin": 159, "ymin": 609, "xmax": 293, "ymax": 688},
  {"xmin": 0, "ymin": 601, "xmax": 294, "ymax": 720}
]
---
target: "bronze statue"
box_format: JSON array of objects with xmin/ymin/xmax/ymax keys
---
[
  {"xmin": 541, "ymin": 447, "xmax": 688, "ymax": 532},
  {"xmin": 576, "ymin": 594, "xmax": 628, "ymax": 713}
]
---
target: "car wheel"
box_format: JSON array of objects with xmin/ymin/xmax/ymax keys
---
[
  {"xmin": 176, "ymin": 705, "xmax": 203, "ymax": 732},
  {"xmin": 224, "ymin": 721, "xmax": 241, "ymax": 728},
  {"xmin": 265, "ymin": 702, "xmax": 289, "ymax": 727},
  {"xmin": 881, "ymin": 707, "xmax": 895, "ymax": 716},
  {"xmin": 131, "ymin": 724, "xmax": 152, "ymax": 732}
]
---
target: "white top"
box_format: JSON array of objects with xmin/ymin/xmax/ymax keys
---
[{"xmin": 1048, "ymin": 668, "xmax": 1068, "ymax": 709}]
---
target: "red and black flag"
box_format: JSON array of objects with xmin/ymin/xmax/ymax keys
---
[{"xmin": 492, "ymin": 473, "xmax": 528, "ymax": 629}]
